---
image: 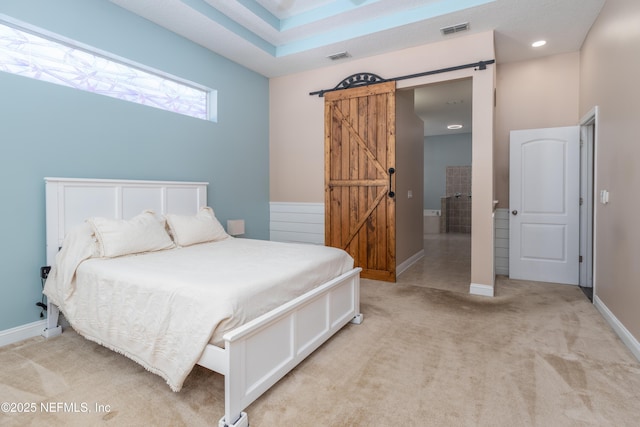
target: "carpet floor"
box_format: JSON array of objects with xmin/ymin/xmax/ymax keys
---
[{"xmin": 1, "ymin": 239, "xmax": 639, "ymax": 426}]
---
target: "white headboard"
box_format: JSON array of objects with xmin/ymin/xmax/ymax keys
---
[{"xmin": 45, "ymin": 177, "xmax": 208, "ymax": 265}]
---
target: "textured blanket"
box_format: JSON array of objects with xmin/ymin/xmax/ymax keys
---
[{"xmin": 44, "ymin": 226, "xmax": 353, "ymax": 391}]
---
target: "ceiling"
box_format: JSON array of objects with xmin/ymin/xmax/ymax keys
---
[
  {"xmin": 412, "ymin": 78, "xmax": 473, "ymax": 137},
  {"xmin": 109, "ymin": 0, "xmax": 606, "ymax": 135}
]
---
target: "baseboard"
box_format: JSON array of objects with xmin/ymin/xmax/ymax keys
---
[
  {"xmin": 397, "ymin": 249, "xmax": 425, "ymax": 276},
  {"xmin": 0, "ymin": 319, "xmax": 46, "ymax": 347},
  {"xmin": 594, "ymin": 295, "xmax": 640, "ymax": 362},
  {"xmin": 469, "ymin": 282, "xmax": 494, "ymax": 297}
]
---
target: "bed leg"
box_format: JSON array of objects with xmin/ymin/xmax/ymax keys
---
[
  {"xmin": 350, "ymin": 313, "xmax": 364, "ymax": 325},
  {"xmin": 42, "ymin": 302, "xmax": 62, "ymax": 338},
  {"xmin": 218, "ymin": 412, "xmax": 248, "ymax": 427}
]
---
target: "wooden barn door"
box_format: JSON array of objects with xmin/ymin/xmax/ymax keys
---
[{"xmin": 324, "ymin": 81, "xmax": 396, "ymax": 282}]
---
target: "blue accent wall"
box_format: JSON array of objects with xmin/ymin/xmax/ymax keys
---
[
  {"xmin": 424, "ymin": 133, "xmax": 472, "ymax": 210},
  {"xmin": 0, "ymin": 0, "xmax": 269, "ymax": 331}
]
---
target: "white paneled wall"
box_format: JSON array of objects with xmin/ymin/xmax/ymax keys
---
[
  {"xmin": 270, "ymin": 203, "xmax": 510, "ymax": 275},
  {"xmin": 270, "ymin": 202, "xmax": 324, "ymax": 245},
  {"xmin": 494, "ymin": 208, "xmax": 509, "ymax": 275}
]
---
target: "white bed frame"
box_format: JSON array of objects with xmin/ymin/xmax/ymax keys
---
[{"xmin": 42, "ymin": 177, "xmax": 362, "ymax": 427}]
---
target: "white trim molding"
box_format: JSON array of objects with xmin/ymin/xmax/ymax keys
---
[
  {"xmin": 594, "ymin": 295, "xmax": 640, "ymax": 362},
  {"xmin": 470, "ymin": 282, "xmax": 494, "ymax": 297},
  {"xmin": 0, "ymin": 319, "xmax": 46, "ymax": 347}
]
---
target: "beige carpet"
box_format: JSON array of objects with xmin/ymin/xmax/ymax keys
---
[{"xmin": 2, "ymin": 276, "xmax": 640, "ymax": 426}]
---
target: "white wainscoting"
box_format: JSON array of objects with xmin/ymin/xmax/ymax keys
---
[
  {"xmin": 494, "ymin": 208, "xmax": 509, "ymax": 276},
  {"xmin": 269, "ymin": 202, "xmax": 325, "ymax": 245},
  {"xmin": 270, "ymin": 203, "xmax": 511, "ymax": 275}
]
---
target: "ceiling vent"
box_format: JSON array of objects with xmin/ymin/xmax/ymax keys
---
[
  {"xmin": 440, "ymin": 22, "xmax": 469, "ymax": 36},
  {"xmin": 327, "ymin": 51, "xmax": 351, "ymax": 61}
]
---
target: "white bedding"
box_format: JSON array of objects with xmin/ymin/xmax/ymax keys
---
[{"xmin": 43, "ymin": 225, "xmax": 354, "ymax": 391}]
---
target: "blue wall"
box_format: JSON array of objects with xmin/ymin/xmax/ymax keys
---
[
  {"xmin": 0, "ymin": 1, "xmax": 269, "ymax": 331},
  {"xmin": 424, "ymin": 133, "xmax": 472, "ymax": 209}
]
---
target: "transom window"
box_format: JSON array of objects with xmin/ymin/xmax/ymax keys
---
[{"xmin": 0, "ymin": 19, "xmax": 216, "ymax": 121}]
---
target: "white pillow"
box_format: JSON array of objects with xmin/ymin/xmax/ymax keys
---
[
  {"xmin": 88, "ymin": 210, "xmax": 175, "ymax": 258},
  {"xmin": 165, "ymin": 206, "xmax": 229, "ymax": 247}
]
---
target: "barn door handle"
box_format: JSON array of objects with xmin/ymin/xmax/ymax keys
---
[{"xmin": 388, "ymin": 167, "xmax": 396, "ymax": 198}]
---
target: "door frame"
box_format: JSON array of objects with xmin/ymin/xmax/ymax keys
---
[
  {"xmin": 395, "ymin": 67, "xmax": 495, "ymax": 295},
  {"xmin": 579, "ymin": 106, "xmax": 598, "ymax": 292}
]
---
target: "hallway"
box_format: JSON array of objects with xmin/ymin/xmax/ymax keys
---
[{"xmin": 399, "ymin": 233, "xmax": 471, "ymax": 294}]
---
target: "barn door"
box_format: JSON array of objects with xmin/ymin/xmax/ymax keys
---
[{"xmin": 324, "ymin": 81, "xmax": 396, "ymax": 282}]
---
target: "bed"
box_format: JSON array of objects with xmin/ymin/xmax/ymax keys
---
[{"xmin": 41, "ymin": 177, "xmax": 362, "ymax": 427}]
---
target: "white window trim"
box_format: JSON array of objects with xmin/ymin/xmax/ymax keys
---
[{"xmin": 0, "ymin": 14, "xmax": 217, "ymax": 122}]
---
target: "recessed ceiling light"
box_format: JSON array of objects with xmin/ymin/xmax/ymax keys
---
[
  {"xmin": 447, "ymin": 124, "xmax": 463, "ymax": 130},
  {"xmin": 532, "ymin": 40, "xmax": 547, "ymax": 48}
]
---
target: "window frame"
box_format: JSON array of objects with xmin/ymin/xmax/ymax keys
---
[{"xmin": 0, "ymin": 15, "xmax": 217, "ymax": 122}]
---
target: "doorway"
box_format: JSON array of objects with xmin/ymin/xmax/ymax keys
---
[
  {"xmin": 579, "ymin": 107, "xmax": 597, "ymax": 300},
  {"xmin": 320, "ymin": 65, "xmax": 495, "ymax": 294},
  {"xmin": 412, "ymin": 78, "xmax": 473, "ymax": 292},
  {"xmin": 508, "ymin": 121, "xmax": 596, "ymax": 295}
]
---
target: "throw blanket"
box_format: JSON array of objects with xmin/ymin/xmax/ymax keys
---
[{"xmin": 44, "ymin": 225, "xmax": 353, "ymax": 391}]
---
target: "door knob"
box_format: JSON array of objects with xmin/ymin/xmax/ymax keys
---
[{"xmin": 512, "ymin": 210, "xmax": 518, "ymax": 215}]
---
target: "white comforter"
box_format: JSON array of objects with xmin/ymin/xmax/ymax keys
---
[{"xmin": 43, "ymin": 224, "xmax": 354, "ymax": 391}]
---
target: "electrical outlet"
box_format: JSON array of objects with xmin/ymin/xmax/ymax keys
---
[{"xmin": 41, "ymin": 266, "xmax": 51, "ymax": 280}]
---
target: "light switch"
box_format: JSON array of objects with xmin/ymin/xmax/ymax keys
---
[
  {"xmin": 600, "ymin": 190, "xmax": 609, "ymax": 204},
  {"xmin": 407, "ymin": 190, "xmax": 413, "ymax": 199}
]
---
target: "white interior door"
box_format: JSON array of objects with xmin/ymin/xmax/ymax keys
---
[{"xmin": 509, "ymin": 126, "xmax": 580, "ymax": 285}]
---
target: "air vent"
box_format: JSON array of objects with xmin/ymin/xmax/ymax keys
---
[
  {"xmin": 327, "ymin": 51, "xmax": 351, "ymax": 61},
  {"xmin": 440, "ymin": 22, "xmax": 469, "ymax": 36}
]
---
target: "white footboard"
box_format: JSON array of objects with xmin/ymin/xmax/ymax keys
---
[
  {"xmin": 198, "ymin": 267, "xmax": 362, "ymax": 427},
  {"xmin": 44, "ymin": 268, "xmax": 361, "ymax": 426}
]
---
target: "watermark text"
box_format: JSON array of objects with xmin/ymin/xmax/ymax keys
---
[{"xmin": 1, "ymin": 401, "xmax": 111, "ymax": 414}]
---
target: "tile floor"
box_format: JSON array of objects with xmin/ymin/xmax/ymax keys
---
[
  {"xmin": 399, "ymin": 233, "xmax": 471, "ymax": 294},
  {"xmin": 402, "ymin": 233, "xmax": 594, "ymax": 303}
]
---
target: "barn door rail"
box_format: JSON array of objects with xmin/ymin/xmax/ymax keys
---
[{"xmin": 309, "ymin": 59, "xmax": 495, "ymax": 97}]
